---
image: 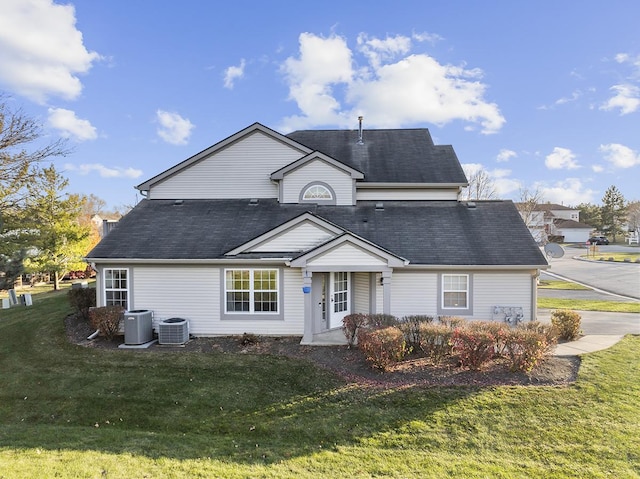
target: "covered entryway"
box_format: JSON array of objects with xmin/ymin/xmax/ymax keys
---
[{"xmin": 290, "ymin": 233, "xmax": 408, "ymax": 345}]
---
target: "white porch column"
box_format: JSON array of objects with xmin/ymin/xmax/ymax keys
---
[
  {"xmin": 301, "ymin": 272, "xmax": 314, "ymax": 344},
  {"xmin": 381, "ymin": 270, "xmax": 392, "ymax": 315}
]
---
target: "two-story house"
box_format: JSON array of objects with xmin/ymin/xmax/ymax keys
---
[
  {"xmin": 519, "ymin": 203, "xmax": 593, "ymax": 243},
  {"xmin": 86, "ymin": 122, "xmax": 548, "ymax": 344}
]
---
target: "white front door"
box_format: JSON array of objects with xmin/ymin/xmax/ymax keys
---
[{"xmin": 329, "ymin": 272, "xmax": 350, "ymax": 329}]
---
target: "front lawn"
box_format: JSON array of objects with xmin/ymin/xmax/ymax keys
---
[{"xmin": 0, "ymin": 292, "xmax": 639, "ymax": 477}]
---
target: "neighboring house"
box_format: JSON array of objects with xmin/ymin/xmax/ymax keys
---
[
  {"xmin": 519, "ymin": 203, "xmax": 593, "ymax": 243},
  {"xmin": 86, "ymin": 122, "xmax": 548, "ymax": 344},
  {"xmin": 90, "ymin": 214, "xmax": 121, "ymax": 237}
]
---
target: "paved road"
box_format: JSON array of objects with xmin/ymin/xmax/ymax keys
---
[
  {"xmin": 541, "ymin": 244, "xmax": 640, "ymax": 300},
  {"xmin": 537, "ymin": 244, "xmax": 639, "ymax": 337}
]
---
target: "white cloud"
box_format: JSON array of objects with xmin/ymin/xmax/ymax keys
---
[
  {"xmin": 599, "ymin": 143, "xmax": 640, "ymax": 168},
  {"xmin": 0, "ymin": 0, "xmax": 101, "ymax": 103},
  {"xmin": 279, "ymin": 32, "xmax": 505, "ymax": 134},
  {"xmin": 592, "ymin": 165, "xmax": 604, "ymax": 173},
  {"xmin": 64, "ymin": 163, "xmax": 142, "ymax": 179},
  {"xmin": 156, "ymin": 110, "xmax": 195, "ymax": 145},
  {"xmin": 223, "ymin": 59, "xmax": 246, "ymax": 89},
  {"xmin": 545, "ymin": 147, "xmax": 580, "ymax": 170},
  {"xmin": 536, "ymin": 178, "xmax": 596, "ymax": 205},
  {"xmin": 47, "ymin": 107, "xmax": 97, "ymax": 141},
  {"xmin": 496, "ymin": 149, "xmax": 517, "ymax": 163},
  {"xmin": 600, "ymin": 84, "xmax": 640, "ymax": 114}
]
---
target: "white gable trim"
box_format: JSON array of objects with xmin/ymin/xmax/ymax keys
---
[
  {"xmin": 136, "ymin": 123, "xmax": 311, "ymax": 192},
  {"xmin": 270, "ymin": 151, "xmax": 364, "ymax": 180},
  {"xmin": 224, "ymin": 213, "xmax": 344, "ymax": 256},
  {"xmin": 289, "ymin": 233, "xmax": 408, "ymax": 271}
]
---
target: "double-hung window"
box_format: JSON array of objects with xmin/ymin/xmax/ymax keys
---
[
  {"xmin": 225, "ymin": 269, "xmax": 279, "ymax": 314},
  {"xmin": 442, "ymin": 274, "xmax": 468, "ymax": 309},
  {"xmin": 104, "ymin": 268, "xmax": 129, "ymax": 309}
]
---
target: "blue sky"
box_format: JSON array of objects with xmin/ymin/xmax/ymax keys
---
[{"xmin": 1, "ymin": 1, "xmax": 639, "ymax": 210}]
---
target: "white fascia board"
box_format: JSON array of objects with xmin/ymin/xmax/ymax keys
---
[
  {"xmin": 403, "ymin": 264, "xmax": 549, "ymax": 271},
  {"xmin": 86, "ymin": 258, "xmax": 292, "ymax": 266},
  {"xmin": 271, "ymin": 151, "xmax": 364, "ymax": 180},
  {"xmin": 136, "ymin": 122, "xmax": 312, "ymax": 191},
  {"xmin": 356, "ymin": 182, "xmax": 467, "ymax": 188},
  {"xmin": 224, "ymin": 212, "xmax": 345, "ymax": 256}
]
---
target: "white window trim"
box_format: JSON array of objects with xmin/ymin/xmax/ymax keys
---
[
  {"xmin": 103, "ymin": 268, "xmax": 129, "ymax": 310},
  {"xmin": 223, "ymin": 268, "xmax": 280, "ymax": 316},
  {"xmin": 437, "ymin": 273, "xmax": 473, "ymax": 316},
  {"xmin": 299, "ymin": 181, "xmax": 336, "ymax": 205}
]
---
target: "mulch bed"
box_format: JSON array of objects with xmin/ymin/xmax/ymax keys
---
[{"xmin": 65, "ymin": 314, "xmax": 580, "ymax": 388}]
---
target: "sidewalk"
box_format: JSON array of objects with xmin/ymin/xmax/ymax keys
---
[
  {"xmin": 537, "ymin": 309, "xmax": 639, "ymax": 356},
  {"xmin": 554, "ymin": 335, "xmax": 626, "ymax": 356}
]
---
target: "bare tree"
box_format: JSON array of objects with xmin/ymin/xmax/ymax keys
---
[
  {"xmin": 461, "ymin": 167, "xmax": 498, "ymax": 200},
  {"xmin": 515, "ymin": 187, "xmax": 546, "ymax": 243},
  {"xmin": 625, "ymin": 200, "xmax": 640, "ymax": 233}
]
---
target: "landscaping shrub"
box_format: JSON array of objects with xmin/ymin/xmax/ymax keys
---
[
  {"xmin": 452, "ymin": 326, "xmax": 496, "ymax": 370},
  {"xmin": 519, "ymin": 320, "xmax": 559, "ymax": 348},
  {"xmin": 67, "ymin": 287, "xmax": 96, "ymax": 320},
  {"xmin": 88, "ymin": 306, "xmax": 124, "ymax": 340},
  {"xmin": 357, "ymin": 326, "xmax": 407, "ymax": 371},
  {"xmin": 343, "ymin": 313, "xmax": 369, "ymax": 348},
  {"xmin": 438, "ymin": 315, "xmax": 465, "ymax": 329},
  {"xmin": 398, "ymin": 315, "xmax": 434, "ymax": 349},
  {"xmin": 367, "ymin": 313, "xmax": 399, "ymax": 328},
  {"xmin": 418, "ymin": 323, "xmax": 453, "ymax": 362},
  {"xmin": 467, "ymin": 320, "xmax": 509, "ymax": 357},
  {"xmin": 550, "ymin": 309, "xmax": 582, "ymax": 341},
  {"xmin": 503, "ymin": 328, "xmax": 553, "ymax": 373}
]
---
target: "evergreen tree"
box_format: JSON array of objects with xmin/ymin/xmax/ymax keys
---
[
  {"xmin": 575, "ymin": 202, "xmax": 602, "ymax": 231},
  {"xmin": 601, "ymin": 185, "xmax": 626, "ymax": 243},
  {"xmin": 24, "ymin": 165, "xmax": 91, "ymax": 290}
]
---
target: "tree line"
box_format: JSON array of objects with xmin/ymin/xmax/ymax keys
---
[{"xmin": 0, "ymin": 94, "xmax": 120, "ymax": 291}]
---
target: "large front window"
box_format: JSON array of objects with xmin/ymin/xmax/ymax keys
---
[
  {"xmin": 442, "ymin": 274, "xmax": 468, "ymax": 309},
  {"xmin": 225, "ymin": 269, "xmax": 278, "ymax": 314},
  {"xmin": 104, "ymin": 268, "xmax": 129, "ymax": 309}
]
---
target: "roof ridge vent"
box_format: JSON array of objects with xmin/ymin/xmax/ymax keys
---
[
  {"xmin": 466, "ymin": 201, "xmax": 476, "ymax": 209},
  {"xmin": 357, "ymin": 116, "xmax": 364, "ymax": 145},
  {"xmin": 173, "ymin": 199, "xmax": 183, "ymax": 206},
  {"xmin": 375, "ymin": 202, "xmax": 384, "ymax": 211},
  {"xmin": 249, "ymin": 198, "xmax": 259, "ymax": 206}
]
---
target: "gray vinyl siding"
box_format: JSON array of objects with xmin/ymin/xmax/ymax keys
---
[
  {"xmin": 132, "ymin": 265, "xmax": 219, "ymax": 335},
  {"xmin": 472, "ymin": 272, "xmax": 533, "ymax": 321},
  {"xmin": 308, "ymin": 244, "xmax": 388, "ymax": 267},
  {"xmin": 281, "ymin": 159, "xmax": 354, "ymax": 205},
  {"xmin": 353, "ymin": 272, "xmax": 370, "ymax": 314},
  {"xmin": 390, "ymin": 271, "xmax": 438, "ymax": 318},
  {"xmin": 131, "ymin": 265, "xmax": 304, "ymax": 336},
  {"xmin": 250, "ymin": 221, "xmax": 336, "ymax": 252},
  {"xmin": 148, "ymin": 131, "xmax": 303, "ymax": 200},
  {"xmin": 356, "ymin": 188, "xmax": 459, "ymax": 201},
  {"xmin": 386, "ymin": 270, "xmax": 533, "ymax": 321}
]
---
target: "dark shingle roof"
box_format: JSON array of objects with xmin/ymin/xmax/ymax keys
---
[
  {"xmin": 286, "ymin": 129, "xmax": 468, "ymax": 184},
  {"xmin": 87, "ymin": 199, "xmax": 547, "ymax": 266}
]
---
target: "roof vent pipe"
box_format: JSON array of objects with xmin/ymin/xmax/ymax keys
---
[{"xmin": 357, "ymin": 116, "xmax": 364, "ymax": 145}]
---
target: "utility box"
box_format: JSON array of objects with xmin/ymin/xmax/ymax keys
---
[{"xmin": 124, "ymin": 310, "xmax": 153, "ymax": 345}]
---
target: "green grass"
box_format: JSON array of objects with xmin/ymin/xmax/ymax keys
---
[
  {"xmin": 538, "ymin": 279, "xmax": 591, "ymax": 290},
  {"xmin": 538, "ymin": 297, "xmax": 640, "ymax": 313},
  {"xmin": 581, "ymin": 252, "xmax": 640, "ymax": 262},
  {"xmin": 1, "ymin": 292, "xmax": 639, "ymax": 477}
]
